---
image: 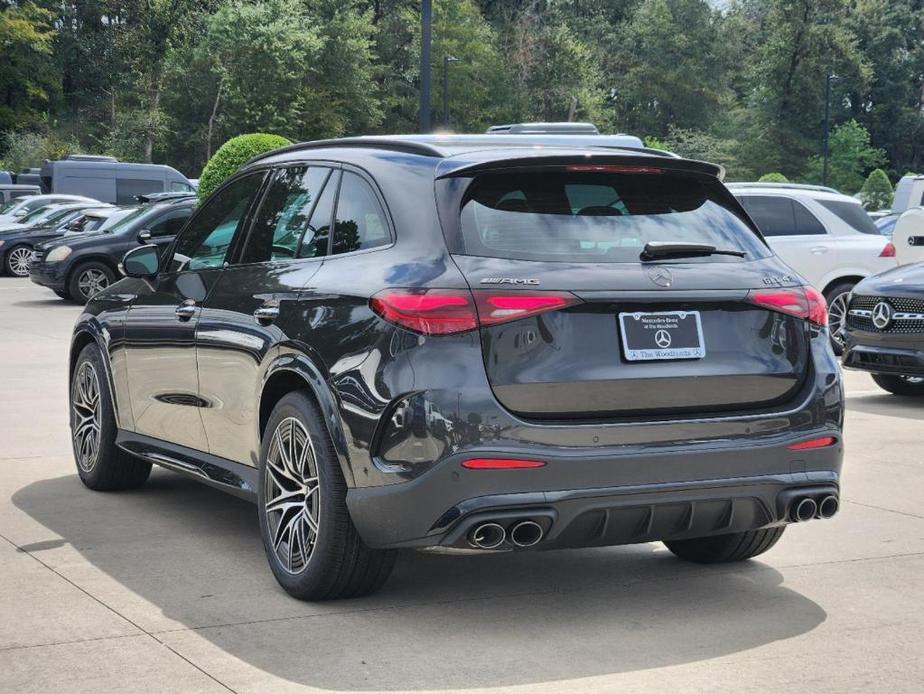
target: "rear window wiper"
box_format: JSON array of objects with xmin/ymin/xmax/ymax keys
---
[{"xmin": 640, "ymin": 241, "xmax": 747, "ymax": 261}]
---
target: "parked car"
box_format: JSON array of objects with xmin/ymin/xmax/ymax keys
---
[
  {"xmin": 0, "ymin": 184, "xmax": 40, "ymax": 203},
  {"xmin": 874, "ymin": 213, "xmax": 898, "ymax": 236},
  {"xmin": 38, "ymin": 156, "xmax": 194, "ymax": 203},
  {"xmin": 729, "ymin": 182, "xmax": 896, "ymax": 352},
  {"xmin": 0, "ymin": 194, "xmax": 99, "ymax": 225},
  {"xmin": 842, "ymin": 263, "xmax": 924, "ymax": 395},
  {"xmin": 63, "ymin": 206, "xmax": 138, "ymax": 235},
  {"xmin": 69, "ymin": 135, "xmax": 844, "ymax": 600},
  {"xmin": 890, "ymin": 174, "xmax": 924, "ymax": 214},
  {"xmin": 0, "ymin": 203, "xmax": 111, "ymax": 276},
  {"xmin": 31, "ymin": 196, "xmax": 194, "ymax": 301}
]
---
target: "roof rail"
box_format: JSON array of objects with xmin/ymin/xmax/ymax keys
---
[
  {"xmin": 246, "ymin": 137, "xmax": 446, "ymax": 166},
  {"xmin": 726, "ymin": 182, "xmax": 840, "ymax": 194}
]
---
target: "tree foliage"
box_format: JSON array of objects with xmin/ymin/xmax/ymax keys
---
[
  {"xmin": 758, "ymin": 173, "xmax": 790, "ymax": 183},
  {"xmin": 804, "ymin": 120, "xmax": 885, "ymax": 194},
  {"xmin": 858, "ymin": 168, "xmax": 894, "ymax": 211},
  {"xmin": 197, "ymin": 133, "xmax": 291, "ymax": 200}
]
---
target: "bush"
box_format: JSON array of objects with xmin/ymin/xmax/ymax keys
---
[
  {"xmin": 858, "ymin": 168, "xmax": 893, "ymax": 210},
  {"xmin": 758, "ymin": 172, "xmax": 789, "ymax": 183},
  {"xmin": 197, "ymin": 133, "xmax": 291, "ymax": 200},
  {"xmin": 0, "ymin": 129, "xmax": 79, "ymax": 172}
]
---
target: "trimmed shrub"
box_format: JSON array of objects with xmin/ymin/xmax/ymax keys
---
[
  {"xmin": 198, "ymin": 133, "xmax": 291, "ymax": 200},
  {"xmin": 758, "ymin": 172, "xmax": 789, "ymax": 183},
  {"xmin": 858, "ymin": 168, "xmax": 893, "ymax": 210}
]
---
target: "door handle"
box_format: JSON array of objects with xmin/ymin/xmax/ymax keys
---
[
  {"xmin": 175, "ymin": 300, "xmax": 197, "ymax": 321},
  {"xmin": 254, "ymin": 305, "xmax": 280, "ymax": 324},
  {"xmin": 810, "ymin": 246, "xmax": 829, "ymax": 255}
]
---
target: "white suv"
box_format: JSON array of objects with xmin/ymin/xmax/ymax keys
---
[{"xmin": 730, "ymin": 183, "xmax": 896, "ymax": 351}]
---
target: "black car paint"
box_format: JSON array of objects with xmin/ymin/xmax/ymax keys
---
[
  {"xmin": 71, "ymin": 141, "xmax": 844, "ymax": 551},
  {"xmin": 843, "ymin": 263, "xmax": 924, "ymax": 375},
  {"xmin": 30, "ymin": 199, "xmax": 194, "ymax": 294}
]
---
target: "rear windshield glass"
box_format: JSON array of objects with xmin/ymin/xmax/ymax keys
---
[
  {"xmin": 458, "ymin": 171, "xmax": 769, "ymax": 263},
  {"xmin": 818, "ymin": 200, "xmax": 881, "ymax": 235}
]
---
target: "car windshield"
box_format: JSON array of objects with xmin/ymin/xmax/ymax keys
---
[
  {"xmin": 19, "ymin": 206, "xmax": 58, "ymax": 224},
  {"xmin": 0, "ymin": 200, "xmax": 18, "ymax": 214},
  {"xmin": 458, "ymin": 170, "xmax": 769, "ymax": 263},
  {"xmin": 104, "ymin": 206, "xmax": 150, "ymax": 232}
]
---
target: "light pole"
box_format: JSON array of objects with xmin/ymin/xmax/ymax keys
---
[
  {"xmin": 442, "ymin": 55, "xmax": 460, "ymax": 129},
  {"xmin": 823, "ymin": 73, "xmax": 837, "ymax": 187},
  {"xmin": 419, "ymin": 0, "xmax": 432, "ymax": 133}
]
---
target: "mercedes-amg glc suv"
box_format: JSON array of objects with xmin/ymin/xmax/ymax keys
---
[{"xmin": 68, "ymin": 135, "xmax": 845, "ymax": 600}]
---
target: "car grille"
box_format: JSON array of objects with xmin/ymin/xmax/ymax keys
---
[
  {"xmin": 847, "ymin": 294, "xmax": 924, "ymax": 334},
  {"xmin": 30, "ymin": 250, "xmax": 44, "ymax": 263}
]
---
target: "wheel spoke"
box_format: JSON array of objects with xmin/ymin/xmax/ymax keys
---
[
  {"xmin": 264, "ymin": 487, "xmax": 304, "ymax": 514},
  {"xmin": 71, "ymin": 362, "xmax": 102, "ymax": 473}
]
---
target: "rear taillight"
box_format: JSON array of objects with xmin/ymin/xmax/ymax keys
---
[
  {"xmin": 566, "ymin": 164, "xmax": 664, "ymax": 174},
  {"xmin": 370, "ymin": 289, "xmax": 580, "ymax": 335},
  {"xmin": 746, "ymin": 287, "xmax": 828, "ymax": 327},
  {"xmin": 880, "ymin": 242, "xmax": 896, "ymax": 258},
  {"xmin": 788, "ymin": 436, "xmax": 837, "ymax": 451}
]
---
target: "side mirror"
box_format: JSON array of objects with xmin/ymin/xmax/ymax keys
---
[
  {"xmin": 122, "ymin": 244, "xmax": 160, "ymax": 278},
  {"xmin": 137, "ymin": 229, "xmax": 152, "ymax": 243}
]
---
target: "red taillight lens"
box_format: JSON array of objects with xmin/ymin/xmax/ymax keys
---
[
  {"xmin": 787, "ymin": 436, "xmax": 836, "ymax": 451},
  {"xmin": 370, "ymin": 289, "xmax": 581, "ymax": 335},
  {"xmin": 880, "ymin": 242, "xmax": 896, "ymax": 258},
  {"xmin": 746, "ymin": 287, "xmax": 828, "ymax": 327},
  {"xmin": 461, "ymin": 458, "xmax": 546, "ymax": 470}
]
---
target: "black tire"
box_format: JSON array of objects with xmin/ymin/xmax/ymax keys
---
[
  {"xmin": 258, "ymin": 391, "xmax": 395, "ymax": 600},
  {"xmin": 68, "ymin": 261, "xmax": 115, "ymax": 303},
  {"xmin": 872, "ymin": 373, "xmax": 924, "ymax": 396},
  {"xmin": 664, "ymin": 526, "xmax": 785, "ymax": 564},
  {"xmin": 71, "ymin": 344, "xmax": 151, "ymax": 491},
  {"xmin": 824, "ymin": 281, "xmax": 855, "ymax": 356},
  {"xmin": 5, "ymin": 244, "xmax": 32, "ymax": 277}
]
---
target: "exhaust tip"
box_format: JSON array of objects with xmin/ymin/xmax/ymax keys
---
[
  {"xmin": 791, "ymin": 497, "xmax": 818, "ymax": 523},
  {"xmin": 469, "ymin": 522, "xmax": 506, "ymax": 550},
  {"xmin": 817, "ymin": 495, "xmax": 839, "ymax": 519},
  {"xmin": 509, "ymin": 520, "xmax": 544, "ymax": 548}
]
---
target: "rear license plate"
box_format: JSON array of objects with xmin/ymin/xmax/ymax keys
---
[{"xmin": 619, "ymin": 311, "xmax": 705, "ymax": 361}]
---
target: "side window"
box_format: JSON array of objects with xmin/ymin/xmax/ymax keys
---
[
  {"xmin": 792, "ymin": 200, "xmax": 827, "ymax": 235},
  {"xmin": 147, "ymin": 208, "xmax": 193, "ymax": 238},
  {"xmin": 240, "ymin": 166, "xmax": 332, "ymax": 264},
  {"xmin": 331, "ymin": 172, "xmax": 390, "ymax": 255},
  {"xmin": 738, "ymin": 195, "xmax": 796, "ymax": 237},
  {"xmin": 172, "ymin": 173, "xmax": 264, "ymax": 271},
  {"xmin": 296, "ymin": 170, "xmax": 338, "ymax": 259},
  {"xmin": 116, "ymin": 179, "xmax": 163, "ymax": 204}
]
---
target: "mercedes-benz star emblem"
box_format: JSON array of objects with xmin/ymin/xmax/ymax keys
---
[
  {"xmin": 647, "ymin": 267, "xmax": 673, "ymax": 287},
  {"xmin": 872, "ymin": 301, "xmax": 893, "ymax": 330},
  {"xmin": 655, "ymin": 330, "xmax": 673, "ymax": 348}
]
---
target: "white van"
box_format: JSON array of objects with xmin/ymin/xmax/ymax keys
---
[{"xmin": 39, "ymin": 156, "xmax": 194, "ymax": 204}]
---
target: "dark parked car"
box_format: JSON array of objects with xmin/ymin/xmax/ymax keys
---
[
  {"xmin": 69, "ymin": 136, "xmax": 844, "ymax": 600},
  {"xmin": 843, "ymin": 263, "xmax": 924, "ymax": 395},
  {"xmin": 0, "ymin": 203, "xmax": 108, "ymax": 276},
  {"xmin": 31, "ymin": 196, "xmax": 194, "ymax": 302}
]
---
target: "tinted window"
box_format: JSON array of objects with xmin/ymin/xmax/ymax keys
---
[
  {"xmin": 792, "ymin": 200, "xmax": 826, "ymax": 235},
  {"xmin": 296, "ymin": 171, "xmax": 338, "ymax": 259},
  {"xmin": 818, "ymin": 199, "xmax": 881, "ymax": 235},
  {"xmin": 173, "ymin": 174, "xmax": 264, "ymax": 271},
  {"xmin": 738, "ymin": 196, "xmax": 799, "ymax": 237},
  {"xmin": 170, "ymin": 181, "xmax": 194, "ymax": 192},
  {"xmin": 331, "ymin": 172, "xmax": 390, "ymax": 255},
  {"xmin": 147, "ymin": 207, "xmax": 192, "ymax": 238},
  {"xmin": 116, "ymin": 179, "xmax": 163, "ymax": 204},
  {"xmin": 458, "ymin": 172, "xmax": 768, "ymax": 262},
  {"xmin": 241, "ymin": 166, "xmax": 331, "ymax": 264}
]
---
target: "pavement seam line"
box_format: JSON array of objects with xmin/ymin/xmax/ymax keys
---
[
  {"xmin": 0, "ymin": 531, "xmax": 238, "ymax": 693},
  {"xmin": 842, "ymin": 498, "xmax": 924, "ymax": 521},
  {"xmin": 0, "ymin": 632, "xmax": 144, "ymax": 654}
]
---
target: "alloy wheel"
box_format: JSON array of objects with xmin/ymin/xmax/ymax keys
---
[
  {"xmin": 78, "ymin": 269, "xmax": 110, "ymax": 299},
  {"xmin": 72, "ymin": 361, "xmax": 101, "ymax": 473},
  {"xmin": 264, "ymin": 417, "xmax": 321, "ymax": 574},
  {"xmin": 828, "ymin": 291, "xmax": 849, "ymax": 349},
  {"xmin": 8, "ymin": 247, "xmax": 32, "ymax": 277}
]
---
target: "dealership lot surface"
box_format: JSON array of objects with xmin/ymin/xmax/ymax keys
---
[{"xmin": 1, "ymin": 277, "xmax": 922, "ymax": 694}]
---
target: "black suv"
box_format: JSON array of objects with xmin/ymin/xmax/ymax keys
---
[
  {"xmin": 31, "ymin": 196, "xmax": 195, "ymax": 302},
  {"xmin": 69, "ymin": 136, "xmax": 844, "ymax": 600}
]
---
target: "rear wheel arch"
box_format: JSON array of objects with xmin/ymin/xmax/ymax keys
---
[
  {"xmin": 259, "ymin": 356, "xmax": 356, "ymax": 487},
  {"xmin": 821, "ymin": 275, "xmax": 863, "ymax": 297},
  {"xmin": 70, "ymin": 327, "xmax": 123, "ymax": 429}
]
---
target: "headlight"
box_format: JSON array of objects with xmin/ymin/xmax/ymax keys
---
[
  {"xmin": 45, "ymin": 246, "xmax": 73, "ymax": 263},
  {"xmin": 0, "ymin": 240, "xmax": 5, "ymax": 248}
]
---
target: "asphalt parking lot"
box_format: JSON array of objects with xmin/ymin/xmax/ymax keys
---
[{"xmin": 1, "ymin": 277, "xmax": 923, "ymax": 693}]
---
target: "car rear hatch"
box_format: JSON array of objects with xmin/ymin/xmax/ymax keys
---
[{"xmin": 435, "ymin": 158, "xmax": 823, "ymax": 419}]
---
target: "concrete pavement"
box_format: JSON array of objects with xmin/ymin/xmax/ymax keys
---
[{"xmin": 1, "ymin": 277, "xmax": 922, "ymax": 693}]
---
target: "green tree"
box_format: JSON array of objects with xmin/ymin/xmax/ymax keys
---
[
  {"xmin": 858, "ymin": 168, "xmax": 893, "ymax": 210},
  {"xmin": 0, "ymin": 2, "xmax": 59, "ymax": 134},
  {"xmin": 0, "ymin": 129, "xmax": 78, "ymax": 172},
  {"xmin": 197, "ymin": 133, "xmax": 290, "ymax": 200},
  {"xmin": 803, "ymin": 120, "xmax": 885, "ymax": 193},
  {"xmin": 758, "ymin": 172, "xmax": 790, "ymax": 183}
]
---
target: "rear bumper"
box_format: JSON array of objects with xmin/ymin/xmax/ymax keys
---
[{"xmin": 347, "ymin": 436, "xmax": 843, "ymax": 549}]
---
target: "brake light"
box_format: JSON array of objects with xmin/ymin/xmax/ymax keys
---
[
  {"xmin": 461, "ymin": 458, "xmax": 546, "ymax": 469},
  {"xmin": 880, "ymin": 242, "xmax": 896, "ymax": 258},
  {"xmin": 370, "ymin": 289, "xmax": 581, "ymax": 335},
  {"xmin": 566, "ymin": 165, "xmax": 663, "ymax": 174},
  {"xmin": 788, "ymin": 436, "xmax": 836, "ymax": 451},
  {"xmin": 746, "ymin": 287, "xmax": 828, "ymax": 327}
]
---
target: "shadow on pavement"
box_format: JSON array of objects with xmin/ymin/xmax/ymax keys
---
[
  {"xmin": 10, "ymin": 299, "xmax": 73, "ymax": 309},
  {"xmin": 847, "ymin": 393, "xmax": 924, "ymax": 420},
  {"xmin": 13, "ymin": 471, "xmax": 826, "ymax": 690}
]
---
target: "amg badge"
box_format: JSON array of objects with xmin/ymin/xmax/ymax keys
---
[{"xmin": 480, "ymin": 277, "xmax": 540, "ymax": 285}]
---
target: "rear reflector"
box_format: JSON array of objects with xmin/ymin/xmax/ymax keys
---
[
  {"xmin": 880, "ymin": 242, "xmax": 896, "ymax": 258},
  {"xmin": 746, "ymin": 287, "xmax": 828, "ymax": 327},
  {"xmin": 461, "ymin": 458, "xmax": 546, "ymax": 470},
  {"xmin": 370, "ymin": 288, "xmax": 580, "ymax": 335},
  {"xmin": 787, "ymin": 436, "xmax": 836, "ymax": 451}
]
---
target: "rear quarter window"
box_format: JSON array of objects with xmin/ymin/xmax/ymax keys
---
[
  {"xmin": 818, "ymin": 199, "xmax": 881, "ymax": 235},
  {"xmin": 456, "ymin": 170, "xmax": 769, "ymax": 263}
]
